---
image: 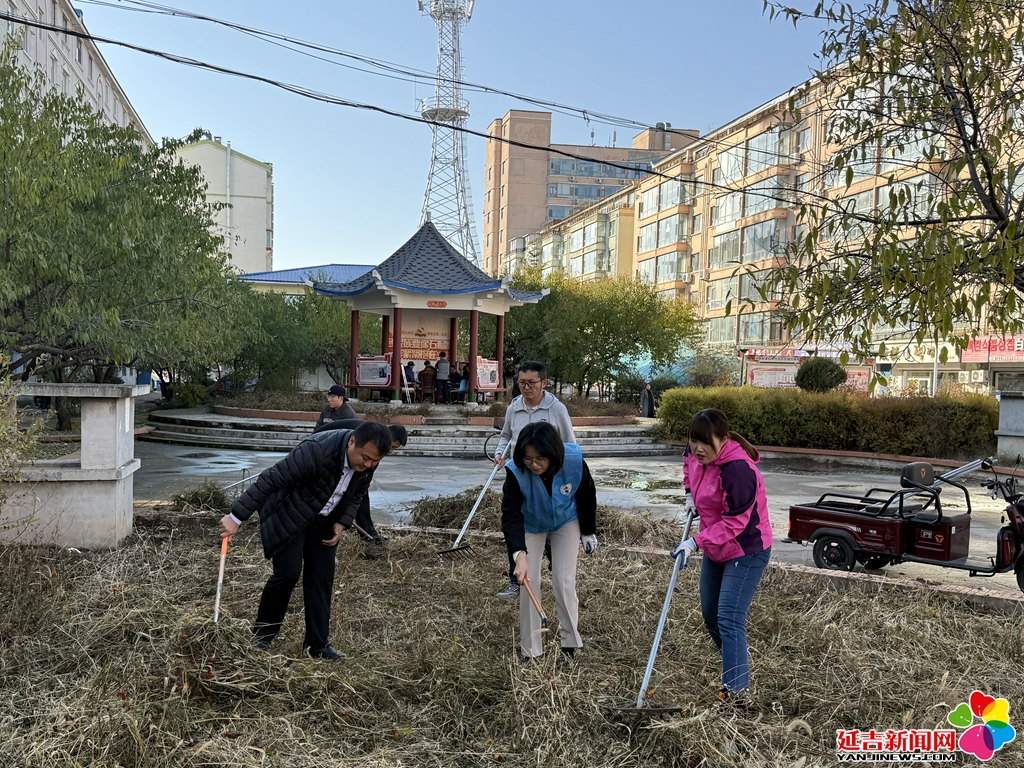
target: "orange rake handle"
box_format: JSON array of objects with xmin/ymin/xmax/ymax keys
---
[{"xmin": 520, "ymin": 577, "xmax": 547, "ymax": 625}]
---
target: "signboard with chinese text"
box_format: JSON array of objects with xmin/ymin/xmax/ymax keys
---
[
  {"xmin": 476, "ymin": 358, "xmax": 500, "ymax": 390},
  {"xmin": 355, "ymin": 355, "xmax": 391, "ymax": 387},
  {"xmin": 394, "ymin": 313, "xmax": 451, "ymax": 356},
  {"xmin": 748, "ymin": 365, "xmax": 798, "ymax": 388}
]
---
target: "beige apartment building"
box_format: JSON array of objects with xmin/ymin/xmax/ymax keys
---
[
  {"xmin": 176, "ymin": 137, "xmax": 275, "ymax": 275},
  {"xmin": 482, "ymin": 110, "xmax": 697, "ymax": 275},
  {"xmin": 4, "ymin": 0, "xmax": 151, "ymax": 143}
]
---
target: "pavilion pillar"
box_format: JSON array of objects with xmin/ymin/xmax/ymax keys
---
[
  {"xmin": 349, "ymin": 309, "xmax": 360, "ymax": 399},
  {"xmin": 449, "ymin": 318, "xmax": 458, "ymax": 364},
  {"xmin": 391, "ymin": 308, "xmax": 403, "ymax": 402},
  {"xmin": 495, "ymin": 313, "xmax": 505, "ymax": 394},
  {"xmin": 382, "ymin": 314, "xmax": 390, "ymax": 353},
  {"xmin": 468, "ymin": 310, "xmax": 479, "ymax": 405}
]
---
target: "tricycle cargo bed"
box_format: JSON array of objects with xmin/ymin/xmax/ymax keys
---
[{"xmin": 788, "ymin": 503, "xmax": 911, "ymax": 555}]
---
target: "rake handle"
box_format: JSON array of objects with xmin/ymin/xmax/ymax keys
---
[
  {"xmin": 519, "ymin": 576, "xmax": 547, "ymax": 625},
  {"xmin": 213, "ymin": 537, "xmax": 228, "ymax": 624},
  {"xmin": 636, "ymin": 509, "xmax": 696, "ymax": 709},
  {"xmin": 450, "ymin": 440, "xmax": 512, "ymax": 550}
]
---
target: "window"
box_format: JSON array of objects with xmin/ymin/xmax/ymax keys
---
[
  {"xmin": 499, "ymin": 207, "xmax": 504, "ymax": 220},
  {"xmin": 266, "ymin": 230, "xmax": 273, "ymax": 248},
  {"xmin": 549, "ymin": 158, "xmax": 574, "ymax": 176},
  {"xmin": 694, "ymin": 174, "xmax": 704, "ymax": 197},
  {"xmin": 877, "ymin": 174, "xmax": 937, "ymax": 222},
  {"xmin": 88, "ymin": 55, "xmax": 93, "ymax": 80},
  {"xmin": 746, "ymin": 129, "xmax": 780, "ymax": 175},
  {"xmin": 795, "ymin": 173, "xmax": 809, "ymax": 194},
  {"xmin": 797, "ymin": 128, "xmax": 811, "ymax": 153},
  {"xmin": 656, "ymin": 253, "xmax": 677, "ymax": 283},
  {"xmin": 689, "ymin": 251, "xmax": 700, "ymax": 272},
  {"xmin": 838, "ymin": 189, "xmax": 875, "ymax": 216},
  {"xmin": 499, "ymin": 230, "xmax": 503, "ymax": 243},
  {"xmin": 75, "ymin": 39, "xmax": 82, "ymax": 63},
  {"xmin": 569, "ymin": 257, "xmax": 583, "ymax": 277},
  {"xmin": 740, "ymin": 271, "xmax": 780, "ymax": 302},
  {"xmin": 707, "ymin": 315, "xmax": 738, "ymax": 345},
  {"xmin": 51, "ymin": 1, "xmax": 56, "ymax": 24},
  {"xmin": 879, "ymin": 128, "xmax": 933, "ymax": 174},
  {"xmin": 639, "ymin": 186, "xmax": 659, "ymax": 219},
  {"xmin": 602, "ymin": 163, "xmax": 627, "ymax": 179},
  {"xmin": 738, "ymin": 312, "xmax": 782, "ymax": 344},
  {"xmin": 50, "ymin": 55, "xmax": 57, "ymax": 82},
  {"xmin": 659, "ymin": 179, "xmax": 682, "ymax": 210},
  {"xmin": 569, "ymin": 229, "xmax": 584, "ymax": 252},
  {"xmin": 710, "ymin": 230, "xmax": 741, "ymax": 268},
  {"xmin": 693, "ymin": 213, "xmax": 702, "ymax": 233},
  {"xmin": 713, "ymin": 190, "xmax": 743, "ymax": 227},
  {"xmin": 744, "ymin": 176, "xmax": 786, "ymax": 217},
  {"xmin": 541, "ymin": 242, "xmax": 554, "ymax": 264},
  {"xmin": 741, "ymin": 220, "xmax": 778, "ymax": 263},
  {"xmin": 717, "ymin": 144, "xmax": 744, "ymax": 184},
  {"xmin": 637, "ymin": 258, "xmax": 656, "ymax": 284},
  {"xmin": 583, "ymin": 222, "xmax": 600, "ymax": 246},
  {"xmin": 485, "ymin": 234, "xmax": 491, "ymax": 248},
  {"xmin": 546, "ymin": 205, "xmax": 572, "ymax": 220},
  {"xmin": 575, "ymin": 184, "xmax": 603, "ymax": 199},
  {"xmin": 638, "ymin": 222, "xmax": 658, "ymax": 253},
  {"xmin": 583, "ymin": 251, "xmax": 599, "ymax": 274},
  {"xmin": 658, "ymin": 288, "xmax": 678, "ymax": 300},
  {"xmin": 707, "ymin": 277, "xmax": 738, "ymax": 310},
  {"xmin": 486, "ymin": 213, "xmax": 490, "ymax": 225},
  {"xmin": 61, "ymin": 68, "xmax": 69, "ymax": 95},
  {"xmin": 501, "ymin": 185, "xmax": 505, "ymax": 198},
  {"xmin": 486, "ymin": 190, "xmax": 491, "ymax": 203},
  {"xmin": 576, "ymin": 160, "xmax": 599, "ymax": 177},
  {"xmin": 501, "ymin": 160, "xmax": 506, "ymax": 176},
  {"xmin": 658, "ymin": 213, "xmax": 687, "ymax": 245}
]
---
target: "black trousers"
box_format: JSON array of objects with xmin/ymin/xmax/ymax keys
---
[
  {"xmin": 437, "ymin": 379, "xmax": 450, "ymax": 403},
  {"xmin": 254, "ymin": 516, "xmax": 337, "ymax": 650},
  {"xmin": 355, "ymin": 494, "xmax": 377, "ymax": 537}
]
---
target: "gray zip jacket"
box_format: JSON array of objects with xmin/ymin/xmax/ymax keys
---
[{"xmin": 495, "ymin": 391, "xmax": 576, "ymax": 458}]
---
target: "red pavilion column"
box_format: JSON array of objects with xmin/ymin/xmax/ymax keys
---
[
  {"xmin": 468, "ymin": 310, "xmax": 479, "ymax": 404},
  {"xmin": 390, "ymin": 308, "xmax": 403, "ymax": 402},
  {"xmin": 349, "ymin": 309, "xmax": 360, "ymax": 398},
  {"xmin": 382, "ymin": 314, "xmax": 390, "ymax": 353},
  {"xmin": 495, "ymin": 313, "xmax": 505, "ymax": 396}
]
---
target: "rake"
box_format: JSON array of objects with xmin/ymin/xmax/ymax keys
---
[
  {"xmin": 438, "ymin": 440, "xmax": 512, "ymax": 559},
  {"xmin": 213, "ymin": 537, "xmax": 229, "ymax": 623},
  {"xmin": 519, "ymin": 575, "xmax": 548, "ymax": 629}
]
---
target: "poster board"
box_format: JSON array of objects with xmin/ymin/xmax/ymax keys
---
[
  {"xmin": 391, "ymin": 314, "xmax": 451, "ymax": 356},
  {"xmin": 747, "ymin": 365, "xmax": 797, "ymax": 388},
  {"xmin": 355, "ymin": 354, "xmax": 391, "ymax": 387},
  {"xmin": 476, "ymin": 357, "xmax": 500, "ymax": 390}
]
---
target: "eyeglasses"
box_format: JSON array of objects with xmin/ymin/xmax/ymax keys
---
[{"xmin": 519, "ymin": 378, "xmax": 544, "ymax": 388}]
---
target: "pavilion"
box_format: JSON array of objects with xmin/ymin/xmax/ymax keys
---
[{"xmin": 313, "ymin": 221, "xmax": 546, "ymax": 403}]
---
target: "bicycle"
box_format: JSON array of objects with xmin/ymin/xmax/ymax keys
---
[{"xmin": 483, "ymin": 430, "xmax": 502, "ymax": 461}]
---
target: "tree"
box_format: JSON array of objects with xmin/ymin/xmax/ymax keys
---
[
  {"xmin": 682, "ymin": 346, "xmax": 742, "ymax": 388},
  {"xmin": 504, "ymin": 270, "xmax": 702, "ymax": 395},
  {"xmin": 765, "ymin": 0, "xmax": 1024, "ymax": 361},
  {"xmin": 794, "ymin": 356, "xmax": 848, "ymax": 392},
  {"xmin": 0, "ymin": 44, "xmax": 250, "ymax": 399}
]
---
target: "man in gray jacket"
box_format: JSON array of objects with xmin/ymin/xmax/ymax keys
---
[{"xmin": 493, "ymin": 360, "xmax": 576, "ymax": 600}]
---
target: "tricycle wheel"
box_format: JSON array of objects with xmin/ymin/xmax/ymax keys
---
[
  {"xmin": 1016, "ymin": 568, "xmax": 1024, "ymax": 595},
  {"xmin": 857, "ymin": 555, "xmax": 891, "ymax": 570},
  {"xmin": 813, "ymin": 536, "xmax": 855, "ymax": 571}
]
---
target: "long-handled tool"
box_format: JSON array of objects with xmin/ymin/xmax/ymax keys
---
[
  {"xmin": 519, "ymin": 576, "xmax": 548, "ymax": 629},
  {"xmin": 633, "ymin": 509, "xmax": 697, "ymax": 713},
  {"xmin": 213, "ymin": 537, "xmax": 229, "ymax": 623},
  {"xmin": 438, "ymin": 441, "xmax": 512, "ymax": 559}
]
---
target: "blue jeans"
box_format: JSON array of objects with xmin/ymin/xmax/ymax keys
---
[{"xmin": 698, "ymin": 547, "xmax": 771, "ymax": 694}]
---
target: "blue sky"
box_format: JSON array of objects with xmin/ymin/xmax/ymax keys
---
[{"xmin": 77, "ymin": 0, "xmax": 826, "ymax": 271}]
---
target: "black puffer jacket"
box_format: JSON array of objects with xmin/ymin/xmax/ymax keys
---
[{"xmin": 231, "ymin": 429, "xmax": 375, "ymax": 558}]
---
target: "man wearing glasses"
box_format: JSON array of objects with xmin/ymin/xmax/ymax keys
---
[{"xmin": 493, "ymin": 360, "xmax": 576, "ymax": 600}]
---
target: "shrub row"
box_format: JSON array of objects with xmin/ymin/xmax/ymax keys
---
[{"xmin": 655, "ymin": 387, "xmax": 998, "ymax": 460}]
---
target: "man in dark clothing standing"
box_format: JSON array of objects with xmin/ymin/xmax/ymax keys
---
[
  {"xmin": 311, "ymin": 419, "xmax": 408, "ymax": 542},
  {"xmin": 435, "ymin": 352, "xmax": 451, "ymax": 404},
  {"xmin": 316, "ymin": 384, "xmax": 356, "ymax": 429},
  {"xmin": 218, "ymin": 421, "xmax": 393, "ymax": 659}
]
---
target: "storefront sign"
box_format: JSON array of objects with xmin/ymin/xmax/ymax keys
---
[
  {"xmin": 961, "ymin": 336, "xmax": 1024, "ymax": 364},
  {"xmin": 476, "ymin": 357, "xmax": 500, "ymax": 390},
  {"xmin": 355, "ymin": 355, "xmax": 391, "ymax": 387}
]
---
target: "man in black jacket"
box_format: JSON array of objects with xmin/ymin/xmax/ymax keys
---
[{"xmin": 218, "ymin": 421, "xmax": 393, "ymax": 659}]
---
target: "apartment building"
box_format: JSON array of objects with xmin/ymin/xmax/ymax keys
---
[
  {"xmin": 482, "ymin": 110, "xmax": 697, "ymax": 275},
  {"xmin": 3, "ymin": 0, "xmax": 151, "ymax": 143},
  {"xmin": 176, "ymin": 137, "xmax": 275, "ymax": 275}
]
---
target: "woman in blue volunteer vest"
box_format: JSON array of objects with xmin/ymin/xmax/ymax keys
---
[{"xmin": 501, "ymin": 422, "xmax": 598, "ymax": 664}]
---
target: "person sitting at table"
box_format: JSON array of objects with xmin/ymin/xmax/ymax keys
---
[
  {"xmin": 448, "ymin": 366, "xmax": 464, "ymax": 403},
  {"xmin": 404, "ymin": 360, "xmax": 418, "ymax": 386}
]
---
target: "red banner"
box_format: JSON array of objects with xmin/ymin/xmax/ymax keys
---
[{"xmin": 961, "ymin": 336, "xmax": 1024, "ymax": 363}]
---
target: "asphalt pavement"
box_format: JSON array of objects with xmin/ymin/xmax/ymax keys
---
[{"xmin": 132, "ymin": 439, "xmax": 1022, "ymax": 595}]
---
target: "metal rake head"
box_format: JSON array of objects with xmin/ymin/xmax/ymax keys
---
[{"xmin": 437, "ymin": 542, "xmax": 475, "ymax": 560}]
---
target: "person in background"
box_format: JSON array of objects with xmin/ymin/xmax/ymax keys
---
[
  {"xmin": 404, "ymin": 361, "xmax": 418, "ymax": 386},
  {"xmin": 435, "ymin": 352, "xmax": 451, "ymax": 404},
  {"xmin": 501, "ymin": 422, "xmax": 597, "ymax": 666},
  {"xmin": 312, "ymin": 420, "xmax": 408, "ymax": 543},
  {"xmin": 510, "ymin": 363, "xmax": 522, "ymax": 400},
  {"xmin": 316, "ymin": 384, "xmax": 356, "ymax": 429},
  {"xmin": 639, "ymin": 382, "xmax": 656, "ymax": 418},
  {"xmin": 218, "ymin": 422, "xmax": 394, "ymax": 660},
  {"xmin": 448, "ymin": 365, "xmax": 463, "ymax": 403},
  {"xmin": 671, "ymin": 408, "xmax": 772, "ymax": 707},
  {"xmin": 493, "ymin": 360, "xmax": 575, "ymax": 600}
]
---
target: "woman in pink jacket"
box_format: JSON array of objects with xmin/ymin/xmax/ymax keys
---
[{"xmin": 671, "ymin": 409, "xmax": 772, "ymax": 705}]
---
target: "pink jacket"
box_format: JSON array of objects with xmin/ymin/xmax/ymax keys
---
[{"xmin": 683, "ymin": 439, "xmax": 772, "ymax": 562}]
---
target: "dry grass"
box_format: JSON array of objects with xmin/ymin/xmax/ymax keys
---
[{"xmin": 1, "ymin": 502, "xmax": 1023, "ymax": 767}]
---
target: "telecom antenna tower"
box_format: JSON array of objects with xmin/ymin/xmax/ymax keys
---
[{"xmin": 417, "ymin": 0, "xmax": 481, "ymax": 265}]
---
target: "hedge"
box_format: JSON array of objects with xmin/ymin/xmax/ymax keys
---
[{"xmin": 655, "ymin": 387, "xmax": 998, "ymax": 460}]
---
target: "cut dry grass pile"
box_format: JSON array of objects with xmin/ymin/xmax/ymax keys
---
[
  {"xmin": 170, "ymin": 480, "xmax": 234, "ymax": 514},
  {"xmin": 2, "ymin": 503, "xmax": 1023, "ymax": 767}
]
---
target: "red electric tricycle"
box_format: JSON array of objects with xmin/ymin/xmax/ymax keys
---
[{"xmin": 785, "ymin": 457, "xmax": 1024, "ymax": 593}]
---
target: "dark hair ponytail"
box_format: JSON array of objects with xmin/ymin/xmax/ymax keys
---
[{"xmin": 688, "ymin": 409, "xmax": 758, "ymax": 461}]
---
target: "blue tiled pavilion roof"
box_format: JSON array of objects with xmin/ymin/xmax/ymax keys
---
[
  {"xmin": 242, "ymin": 264, "xmax": 374, "ymax": 284},
  {"xmin": 314, "ymin": 222, "xmax": 508, "ymax": 296}
]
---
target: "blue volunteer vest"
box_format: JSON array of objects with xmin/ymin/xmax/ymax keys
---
[{"xmin": 508, "ymin": 443, "xmax": 584, "ymax": 534}]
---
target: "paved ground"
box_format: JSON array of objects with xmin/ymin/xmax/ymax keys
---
[{"xmin": 133, "ymin": 440, "xmax": 1022, "ymax": 595}]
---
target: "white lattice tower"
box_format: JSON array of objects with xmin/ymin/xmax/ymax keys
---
[{"xmin": 417, "ymin": 0, "xmax": 481, "ymax": 265}]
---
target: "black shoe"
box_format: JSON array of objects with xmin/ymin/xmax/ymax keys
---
[
  {"xmin": 520, "ymin": 654, "xmax": 539, "ymax": 666},
  {"xmin": 306, "ymin": 645, "xmax": 347, "ymax": 661},
  {"xmin": 368, "ymin": 533, "xmax": 388, "ymax": 544},
  {"xmin": 496, "ymin": 582, "xmax": 520, "ymax": 601},
  {"xmin": 556, "ymin": 647, "xmax": 576, "ymax": 670},
  {"xmin": 251, "ymin": 634, "xmax": 273, "ymax": 651}
]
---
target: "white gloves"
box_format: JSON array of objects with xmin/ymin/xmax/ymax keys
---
[
  {"xmin": 682, "ymin": 495, "xmax": 697, "ymax": 518},
  {"xmin": 580, "ymin": 535, "xmax": 598, "ymax": 555},
  {"xmin": 670, "ymin": 538, "xmax": 698, "ymax": 559}
]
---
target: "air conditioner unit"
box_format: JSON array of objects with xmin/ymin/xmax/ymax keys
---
[
  {"xmin": 971, "ymin": 370, "xmax": 986, "ymax": 383},
  {"xmin": 957, "ymin": 371, "xmax": 971, "ymax": 384},
  {"xmin": 679, "ymin": 272, "xmax": 690, "ymax": 284},
  {"xmin": 699, "ymin": 269, "xmax": 710, "ymax": 280}
]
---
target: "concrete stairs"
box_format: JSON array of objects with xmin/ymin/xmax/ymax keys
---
[{"xmin": 141, "ymin": 410, "xmax": 677, "ymax": 458}]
